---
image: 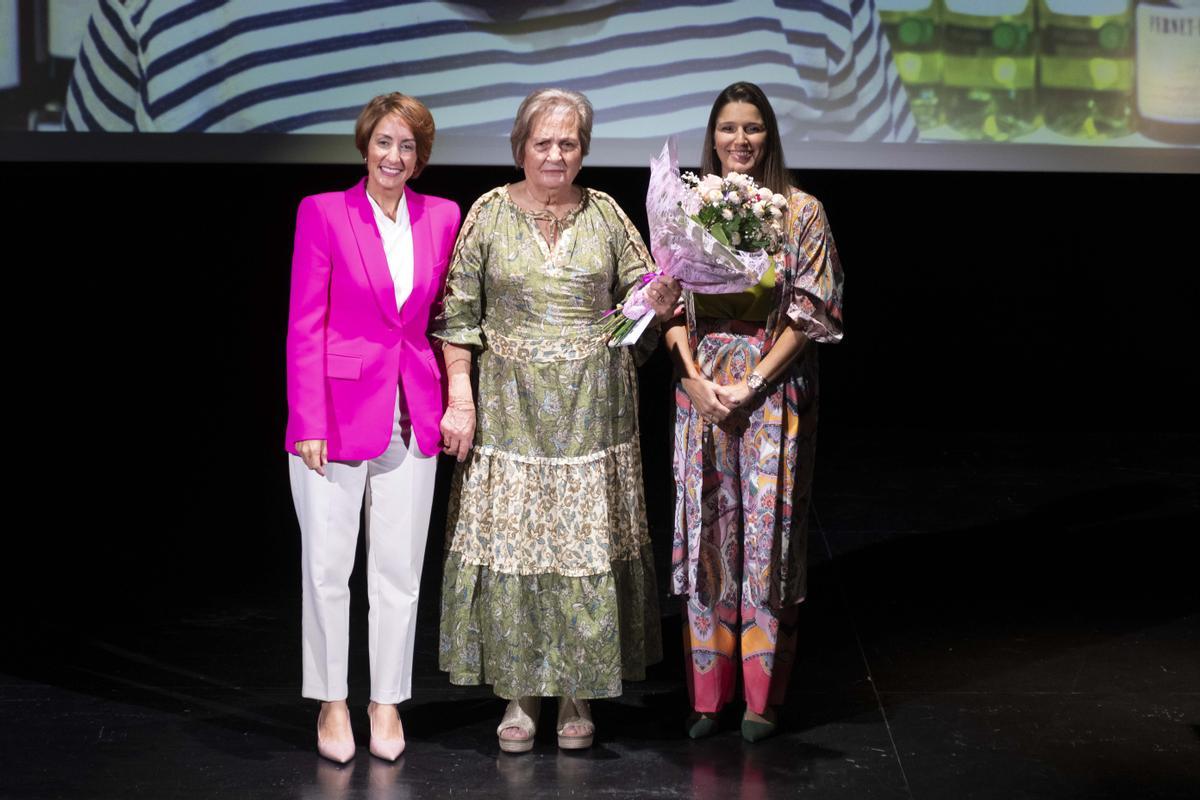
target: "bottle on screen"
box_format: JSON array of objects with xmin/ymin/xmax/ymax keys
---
[
  {"xmin": 943, "ymin": 0, "xmax": 1042, "ymax": 140},
  {"xmin": 879, "ymin": 0, "xmax": 945, "ymax": 131},
  {"xmin": 1135, "ymin": 0, "xmax": 1200, "ymax": 144},
  {"xmin": 1038, "ymin": 1, "xmax": 1135, "ymax": 138},
  {"xmin": 34, "ymin": 0, "xmax": 92, "ymax": 130}
]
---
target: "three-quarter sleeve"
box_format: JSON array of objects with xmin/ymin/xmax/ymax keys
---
[
  {"xmin": 432, "ymin": 196, "xmax": 489, "ymax": 348},
  {"xmin": 599, "ymin": 191, "xmax": 660, "ymax": 363},
  {"xmin": 784, "ymin": 194, "xmax": 844, "ymax": 343},
  {"xmin": 609, "ymin": 204, "xmax": 655, "ymax": 305}
]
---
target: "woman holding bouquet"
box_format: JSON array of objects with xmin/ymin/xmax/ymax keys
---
[
  {"xmin": 434, "ymin": 88, "xmax": 679, "ymax": 753},
  {"xmin": 663, "ymin": 82, "xmax": 845, "ymax": 741}
]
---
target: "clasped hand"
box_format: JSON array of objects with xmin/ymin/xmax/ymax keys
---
[{"xmin": 681, "ymin": 378, "xmax": 754, "ymax": 425}]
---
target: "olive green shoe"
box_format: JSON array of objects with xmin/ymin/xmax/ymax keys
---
[
  {"xmin": 740, "ymin": 709, "xmax": 778, "ymax": 742},
  {"xmin": 685, "ymin": 713, "xmax": 720, "ymax": 739}
]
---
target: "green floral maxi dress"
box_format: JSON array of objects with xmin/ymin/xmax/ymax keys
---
[{"xmin": 434, "ymin": 186, "xmax": 662, "ymax": 700}]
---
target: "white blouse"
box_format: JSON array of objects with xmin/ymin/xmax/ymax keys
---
[{"xmin": 366, "ymin": 190, "xmax": 415, "ymax": 313}]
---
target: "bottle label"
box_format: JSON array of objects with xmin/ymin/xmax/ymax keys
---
[
  {"xmin": 1044, "ymin": 1, "xmax": 1129, "ymax": 14},
  {"xmin": 1043, "ymin": 23, "xmax": 1132, "ymax": 56},
  {"xmin": 1136, "ymin": 4, "xmax": 1200, "ymax": 123},
  {"xmin": 944, "ymin": 22, "xmax": 1035, "ymax": 54},
  {"xmin": 943, "ymin": 25, "xmax": 1036, "ymax": 89},
  {"xmin": 945, "ymin": 0, "xmax": 1029, "ymax": 14},
  {"xmin": 1041, "ymin": 31, "xmax": 1133, "ymax": 89}
]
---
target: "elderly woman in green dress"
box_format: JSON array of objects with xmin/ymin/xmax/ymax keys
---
[{"xmin": 435, "ymin": 88, "xmax": 679, "ymax": 753}]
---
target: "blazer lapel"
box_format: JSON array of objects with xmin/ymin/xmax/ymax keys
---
[
  {"xmin": 344, "ymin": 179, "xmax": 403, "ymax": 328},
  {"xmin": 402, "ymin": 187, "xmax": 434, "ymax": 328}
]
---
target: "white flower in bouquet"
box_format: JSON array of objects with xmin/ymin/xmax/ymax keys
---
[
  {"xmin": 698, "ymin": 174, "xmax": 723, "ymax": 194},
  {"xmin": 679, "ymin": 169, "xmax": 787, "ymax": 254}
]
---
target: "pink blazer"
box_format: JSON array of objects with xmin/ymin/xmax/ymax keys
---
[{"xmin": 285, "ymin": 179, "xmax": 461, "ymax": 459}]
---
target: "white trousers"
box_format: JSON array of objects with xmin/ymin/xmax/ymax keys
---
[{"xmin": 289, "ymin": 393, "xmax": 437, "ymax": 704}]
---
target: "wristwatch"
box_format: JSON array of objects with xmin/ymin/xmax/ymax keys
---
[{"xmin": 746, "ymin": 371, "xmax": 767, "ymax": 394}]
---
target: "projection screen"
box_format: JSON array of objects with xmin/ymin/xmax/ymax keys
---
[{"xmin": 1, "ymin": 0, "xmax": 1197, "ymax": 172}]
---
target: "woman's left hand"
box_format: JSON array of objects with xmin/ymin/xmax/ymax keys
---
[
  {"xmin": 440, "ymin": 402, "xmax": 476, "ymax": 462},
  {"xmin": 714, "ymin": 380, "xmax": 754, "ymax": 410},
  {"xmin": 647, "ymin": 275, "xmax": 682, "ymax": 321}
]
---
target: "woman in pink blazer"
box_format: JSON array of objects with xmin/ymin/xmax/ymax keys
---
[{"xmin": 285, "ymin": 93, "xmax": 460, "ymax": 764}]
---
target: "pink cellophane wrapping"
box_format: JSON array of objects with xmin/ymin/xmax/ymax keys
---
[
  {"xmin": 618, "ymin": 273, "xmax": 656, "ymax": 320},
  {"xmin": 645, "ymin": 137, "xmax": 770, "ymax": 295}
]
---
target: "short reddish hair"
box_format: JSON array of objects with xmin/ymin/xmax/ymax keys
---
[{"xmin": 354, "ymin": 93, "xmax": 436, "ymax": 175}]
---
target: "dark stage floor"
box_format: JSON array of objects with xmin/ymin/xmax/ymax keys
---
[{"xmin": 3, "ymin": 431, "xmax": 1198, "ymax": 799}]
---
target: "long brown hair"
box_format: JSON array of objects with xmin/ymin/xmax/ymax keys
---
[{"xmin": 700, "ymin": 82, "xmax": 792, "ymax": 196}]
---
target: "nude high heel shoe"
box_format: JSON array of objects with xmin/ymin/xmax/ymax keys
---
[
  {"xmin": 367, "ymin": 702, "xmax": 406, "ymax": 761},
  {"xmin": 316, "ymin": 703, "xmax": 356, "ymax": 764}
]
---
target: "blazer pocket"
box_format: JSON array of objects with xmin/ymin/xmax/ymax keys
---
[{"xmin": 326, "ymin": 353, "xmax": 362, "ymax": 380}]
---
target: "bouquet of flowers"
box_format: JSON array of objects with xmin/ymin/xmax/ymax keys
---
[
  {"xmin": 606, "ymin": 137, "xmax": 787, "ymax": 345},
  {"xmin": 679, "ymin": 170, "xmax": 788, "ymax": 253}
]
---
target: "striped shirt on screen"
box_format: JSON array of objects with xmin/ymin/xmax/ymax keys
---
[{"xmin": 65, "ymin": 0, "xmax": 916, "ymax": 143}]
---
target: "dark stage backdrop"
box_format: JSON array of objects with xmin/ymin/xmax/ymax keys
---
[{"xmin": 8, "ymin": 161, "xmax": 1198, "ymax": 632}]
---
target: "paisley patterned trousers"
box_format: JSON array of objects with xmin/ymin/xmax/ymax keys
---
[{"xmin": 673, "ymin": 319, "xmax": 816, "ymax": 714}]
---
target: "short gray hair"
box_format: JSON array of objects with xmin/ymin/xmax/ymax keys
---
[{"xmin": 509, "ymin": 88, "xmax": 594, "ymax": 168}]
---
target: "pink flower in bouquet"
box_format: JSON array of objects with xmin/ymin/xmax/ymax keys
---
[{"xmin": 698, "ymin": 174, "xmax": 723, "ymax": 194}]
